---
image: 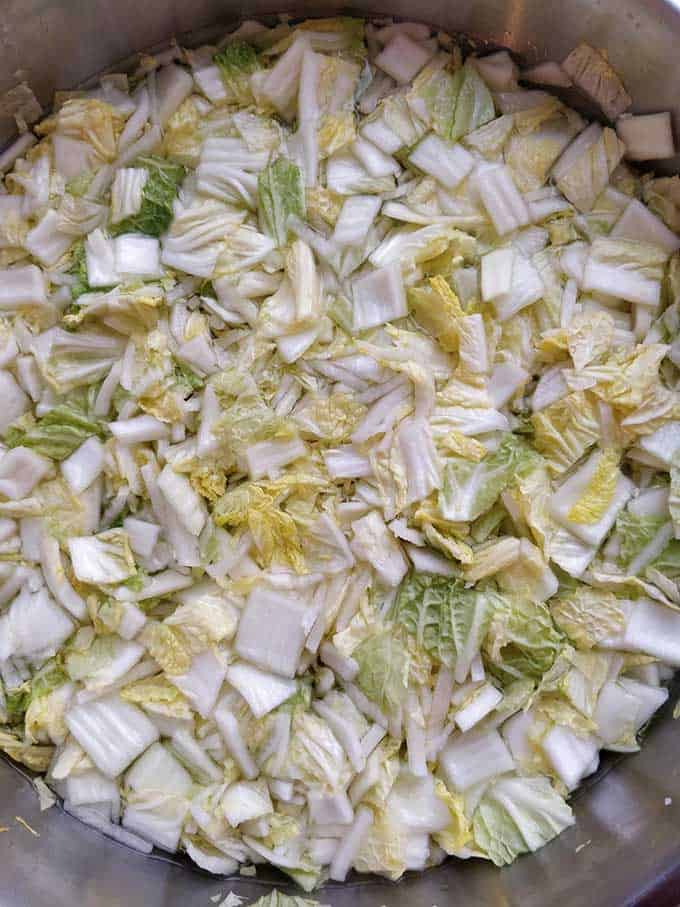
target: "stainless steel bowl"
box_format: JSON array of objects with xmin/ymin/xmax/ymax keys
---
[{"xmin": 2, "ymin": 3, "xmax": 680, "ymax": 904}]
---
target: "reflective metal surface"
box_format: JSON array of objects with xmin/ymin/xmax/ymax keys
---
[{"xmin": 2, "ymin": 2, "xmax": 680, "ymax": 904}]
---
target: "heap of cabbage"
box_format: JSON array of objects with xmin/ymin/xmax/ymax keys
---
[{"xmin": 1, "ymin": 15, "xmax": 680, "ymax": 888}]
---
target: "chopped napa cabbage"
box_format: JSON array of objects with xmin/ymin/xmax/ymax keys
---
[
  {"xmin": 549, "ymin": 448, "xmax": 634, "ymax": 546},
  {"xmin": 0, "ymin": 446, "xmax": 52, "ymax": 500},
  {"xmin": 111, "ymin": 156, "xmax": 185, "ymax": 237},
  {"xmin": 390, "ymin": 572, "xmax": 502, "ymax": 682},
  {"xmin": 409, "ymin": 134, "xmax": 474, "ymax": 190},
  {"xmin": 235, "ymin": 586, "xmax": 309, "ymax": 678},
  {"xmin": 550, "ymin": 586, "xmax": 626, "ymax": 649},
  {"xmin": 353, "ymin": 629, "xmax": 410, "ymax": 713},
  {"xmin": 474, "ymin": 163, "xmax": 531, "ymax": 236},
  {"xmin": 407, "ymin": 275, "xmax": 463, "ymax": 352},
  {"xmin": 618, "ymin": 113, "xmax": 675, "ymax": 163},
  {"xmin": 374, "ymin": 34, "xmax": 432, "ymax": 85},
  {"xmin": 611, "ymin": 198, "xmax": 680, "ymax": 255},
  {"xmin": 161, "ymin": 199, "xmax": 246, "ymax": 278},
  {"xmin": 244, "ymin": 896, "xmax": 327, "ymax": 907},
  {"xmin": 37, "ymin": 98, "xmax": 124, "ymax": 163},
  {"xmin": 440, "ymin": 434, "xmax": 538, "ymax": 523},
  {"xmin": 483, "ymin": 596, "xmax": 564, "ymax": 684},
  {"xmin": 65, "ymin": 694, "xmax": 159, "ymax": 778},
  {"xmin": 582, "ymin": 237, "xmax": 667, "ymax": 308},
  {"xmin": 642, "ymin": 176, "xmax": 680, "ymax": 233},
  {"xmin": 258, "ymin": 157, "xmax": 306, "ymax": 247},
  {"xmin": 504, "ymin": 101, "xmax": 583, "ymax": 193},
  {"xmin": 562, "ymin": 43, "xmax": 631, "ymax": 120},
  {"xmin": 352, "ymin": 262, "xmax": 407, "ymax": 331},
  {"xmin": 64, "ymin": 633, "xmax": 144, "ymax": 689},
  {"xmin": 68, "ymin": 529, "xmax": 136, "ymax": 585},
  {"xmin": 439, "ymin": 728, "xmax": 515, "ymax": 792},
  {"xmin": 288, "ymin": 708, "xmax": 351, "ymax": 790},
  {"xmin": 0, "ymin": 585, "xmax": 74, "ymax": 661},
  {"xmin": 5, "ymin": 399, "xmax": 106, "ymax": 461},
  {"xmin": 405, "ymin": 56, "xmax": 458, "ymax": 139},
  {"xmin": 473, "ymin": 774, "xmax": 574, "ymax": 866},
  {"xmin": 226, "ymin": 661, "xmax": 297, "ymax": 718},
  {"xmin": 1, "ymin": 18, "xmax": 678, "ymax": 886},
  {"xmin": 446, "ymin": 60, "xmax": 496, "ymax": 142},
  {"xmin": 552, "ymin": 123, "xmax": 625, "ymax": 212},
  {"xmin": 531, "ymin": 391, "xmax": 600, "ymax": 476},
  {"xmin": 213, "ymin": 42, "xmax": 261, "ymax": 105},
  {"xmin": 350, "ymin": 510, "xmax": 408, "ymax": 586}
]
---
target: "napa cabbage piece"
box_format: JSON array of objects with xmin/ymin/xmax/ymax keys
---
[
  {"xmin": 562, "ymin": 311, "xmax": 616, "ymax": 372},
  {"xmin": 350, "ymin": 510, "xmax": 408, "ymax": 586},
  {"xmin": 68, "ymin": 529, "xmax": 136, "ymax": 585},
  {"xmin": 293, "ymin": 392, "xmax": 366, "ymax": 443},
  {"xmin": 64, "ymin": 632, "xmax": 143, "ymax": 689},
  {"xmin": 5, "ymin": 658, "xmax": 68, "ymax": 740},
  {"xmin": 67, "ymin": 241, "xmax": 91, "ymax": 301},
  {"xmin": 5, "ymin": 399, "xmax": 106, "ymax": 461},
  {"xmin": 213, "ymin": 42, "xmax": 261, "ymax": 105},
  {"xmin": 246, "ymin": 895, "xmax": 330, "ymax": 907},
  {"xmin": 288, "ymin": 709, "xmax": 352, "ymax": 790},
  {"xmin": 473, "ymin": 774, "xmax": 574, "ymax": 866},
  {"xmin": 562, "ymin": 42, "xmax": 631, "ymax": 120},
  {"xmin": 614, "ymin": 508, "xmax": 669, "ymax": 569},
  {"xmin": 37, "ymin": 98, "xmax": 124, "ymax": 163},
  {"xmin": 406, "ymin": 54, "xmax": 460, "ymax": 138},
  {"xmin": 550, "ymin": 586, "xmax": 626, "ymax": 649},
  {"xmin": 493, "ymin": 539, "xmax": 557, "ymax": 602},
  {"xmin": 353, "ymin": 629, "xmax": 410, "ymax": 712},
  {"xmin": 291, "ymin": 16, "xmax": 365, "ymax": 53},
  {"xmin": 565, "ymin": 448, "xmax": 620, "ymax": 524},
  {"xmin": 32, "ymin": 326, "xmax": 127, "ymax": 394},
  {"xmin": 582, "ymin": 237, "xmax": 667, "ymax": 308},
  {"xmin": 484, "ymin": 596, "xmax": 565, "ymax": 684},
  {"xmin": 448, "ymin": 60, "xmax": 496, "ymax": 142},
  {"xmin": 369, "ymin": 223, "xmax": 471, "ymax": 270},
  {"xmin": 389, "ymin": 572, "xmax": 502, "ymax": 682},
  {"xmin": 111, "ymin": 156, "xmax": 185, "ymax": 237},
  {"xmin": 440, "ymin": 434, "xmax": 538, "ymax": 523},
  {"xmin": 643, "ymin": 175, "xmax": 680, "ymax": 233},
  {"xmin": 670, "ymin": 456, "xmax": 680, "ymax": 540},
  {"xmin": 504, "ymin": 101, "xmax": 583, "ymax": 192},
  {"xmin": 139, "ymin": 622, "xmax": 194, "ymax": 677},
  {"xmin": 353, "ymin": 769, "xmax": 449, "ymax": 879},
  {"xmin": 258, "ymin": 158, "xmax": 306, "ymax": 247},
  {"xmin": 549, "ymin": 449, "xmax": 634, "ymax": 548},
  {"xmin": 432, "ymin": 777, "xmax": 473, "ymax": 855},
  {"xmin": 166, "ymin": 582, "xmax": 239, "ymax": 643},
  {"xmin": 407, "ymin": 275, "xmax": 463, "ymax": 352},
  {"xmin": 161, "ymin": 199, "xmax": 247, "ymax": 278},
  {"xmin": 531, "ymin": 391, "xmax": 600, "ymax": 476},
  {"xmin": 308, "ymin": 51, "xmax": 362, "ymax": 160},
  {"xmin": 572, "ymin": 344, "xmax": 671, "ymax": 435},
  {"xmin": 552, "ymin": 123, "xmax": 624, "ymax": 212},
  {"xmin": 65, "ymin": 694, "xmax": 159, "ymax": 778},
  {"xmin": 0, "ymin": 728, "xmax": 54, "ymax": 771},
  {"xmin": 213, "ymin": 481, "xmax": 306, "ymax": 573},
  {"xmin": 120, "ymin": 675, "xmax": 194, "ymax": 721},
  {"xmin": 210, "ymin": 370, "xmax": 298, "ymax": 458}
]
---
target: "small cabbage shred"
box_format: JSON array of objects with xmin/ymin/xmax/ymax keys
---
[{"xmin": 2, "ymin": 14, "xmax": 680, "ymax": 891}]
